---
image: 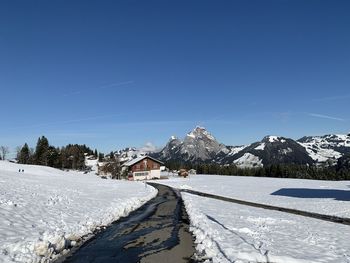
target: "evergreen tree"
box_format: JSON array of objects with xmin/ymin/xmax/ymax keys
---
[
  {"xmin": 47, "ymin": 146, "xmax": 60, "ymax": 168},
  {"xmin": 16, "ymin": 137, "xmax": 95, "ymax": 171},
  {"xmin": 34, "ymin": 136, "xmax": 49, "ymax": 165},
  {"xmin": 98, "ymin": 152, "xmax": 104, "ymax": 162},
  {"xmin": 18, "ymin": 143, "xmax": 31, "ymax": 164},
  {"xmin": 60, "ymin": 144, "xmax": 86, "ymax": 170}
]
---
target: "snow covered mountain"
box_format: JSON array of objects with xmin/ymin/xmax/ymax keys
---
[
  {"xmin": 114, "ymin": 147, "xmax": 147, "ymax": 163},
  {"xmin": 297, "ymin": 134, "xmax": 350, "ymax": 165},
  {"xmin": 113, "ymin": 141, "xmax": 160, "ymax": 163},
  {"xmin": 223, "ymin": 136, "xmax": 314, "ymax": 168},
  {"xmin": 155, "ymin": 126, "xmax": 229, "ymax": 163},
  {"xmin": 115, "ymin": 147, "xmax": 138, "ymax": 162},
  {"xmin": 156, "ymin": 136, "xmax": 182, "ymax": 161},
  {"xmin": 214, "ymin": 145, "xmax": 246, "ymax": 163},
  {"xmin": 116, "ymin": 127, "xmax": 350, "ymax": 168}
]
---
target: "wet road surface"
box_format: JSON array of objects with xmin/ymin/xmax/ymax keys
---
[{"xmin": 61, "ymin": 183, "xmax": 196, "ymax": 263}]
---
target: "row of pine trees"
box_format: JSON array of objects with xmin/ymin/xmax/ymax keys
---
[
  {"xmin": 165, "ymin": 156, "xmax": 350, "ymax": 181},
  {"xmin": 17, "ymin": 136, "xmax": 100, "ymax": 171}
]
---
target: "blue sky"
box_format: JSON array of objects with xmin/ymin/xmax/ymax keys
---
[{"xmin": 0, "ymin": 0, "xmax": 349, "ymax": 155}]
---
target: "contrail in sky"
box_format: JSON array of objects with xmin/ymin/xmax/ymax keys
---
[
  {"xmin": 312, "ymin": 94, "xmax": 350, "ymax": 102},
  {"xmin": 308, "ymin": 113, "xmax": 345, "ymax": 122},
  {"xmin": 63, "ymin": 80, "xmax": 134, "ymax": 96},
  {"xmin": 98, "ymin": 81, "xmax": 134, "ymax": 89}
]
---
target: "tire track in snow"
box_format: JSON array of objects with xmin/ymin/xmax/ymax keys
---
[
  {"xmin": 151, "ymin": 183, "xmax": 350, "ymax": 226},
  {"xmin": 179, "ymin": 188, "xmax": 350, "ymax": 226}
]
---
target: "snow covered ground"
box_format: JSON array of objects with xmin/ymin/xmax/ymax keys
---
[
  {"xmin": 158, "ymin": 174, "xmax": 350, "ymax": 217},
  {"xmin": 184, "ymin": 193, "xmax": 350, "ymax": 263},
  {"xmin": 157, "ymin": 175, "xmax": 350, "ymax": 263},
  {"xmin": 0, "ymin": 161, "xmax": 157, "ymax": 263}
]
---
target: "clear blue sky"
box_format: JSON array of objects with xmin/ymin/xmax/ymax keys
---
[{"xmin": 0, "ymin": 0, "xmax": 349, "ymax": 155}]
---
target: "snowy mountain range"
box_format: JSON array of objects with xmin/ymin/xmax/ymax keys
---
[
  {"xmin": 114, "ymin": 147, "xmax": 146, "ymax": 162},
  {"xmin": 297, "ymin": 134, "xmax": 350, "ymax": 164},
  {"xmin": 111, "ymin": 142, "xmax": 158, "ymax": 162},
  {"xmin": 116, "ymin": 126, "xmax": 350, "ymax": 168},
  {"xmin": 224, "ymin": 135, "xmax": 315, "ymax": 168}
]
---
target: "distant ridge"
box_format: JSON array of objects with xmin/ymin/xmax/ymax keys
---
[{"xmin": 115, "ymin": 127, "xmax": 350, "ymax": 168}]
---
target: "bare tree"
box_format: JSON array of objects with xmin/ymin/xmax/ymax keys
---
[
  {"xmin": 0, "ymin": 146, "xmax": 10, "ymax": 160},
  {"xmin": 98, "ymin": 156, "xmax": 121, "ymax": 179},
  {"xmin": 16, "ymin": 146, "xmax": 22, "ymax": 160}
]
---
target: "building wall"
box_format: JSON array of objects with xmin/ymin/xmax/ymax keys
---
[
  {"xmin": 132, "ymin": 170, "xmax": 160, "ymax": 180},
  {"xmin": 132, "ymin": 171, "xmax": 150, "ymax": 181},
  {"xmin": 131, "ymin": 158, "xmax": 161, "ymax": 173},
  {"xmin": 130, "ymin": 157, "xmax": 161, "ymax": 180},
  {"xmin": 149, "ymin": 169, "xmax": 160, "ymax": 179}
]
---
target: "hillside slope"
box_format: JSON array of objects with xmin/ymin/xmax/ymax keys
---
[{"xmin": 0, "ymin": 161, "xmax": 156, "ymax": 263}]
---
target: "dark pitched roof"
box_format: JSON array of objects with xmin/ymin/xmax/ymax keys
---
[{"xmin": 122, "ymin": 156, "xmax": 164, "ymax": 167}]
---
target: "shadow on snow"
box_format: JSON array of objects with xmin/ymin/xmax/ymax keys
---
[{"xmin": 271, "ymin": 188, "xmax": 350, "ymax": 201}]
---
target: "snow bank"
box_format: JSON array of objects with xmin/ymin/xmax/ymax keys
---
[{"xmin": 0, "ymin": 161, "xmax": 157, "ymax": 263}]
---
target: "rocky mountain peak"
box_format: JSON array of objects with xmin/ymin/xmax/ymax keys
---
[
  {"xmin": 169, "ymin": 135, "xmax": 179, "ymax": 142},
  {"xmin": 186, "ymin": 126, "xmax": 216, "ymax": 141},
  {"xmin": 154, "ymin": 126, "xmax": 227, "ymax": 163}
]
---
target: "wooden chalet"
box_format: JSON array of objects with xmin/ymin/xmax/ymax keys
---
[{"xmin": 122, "ymin": 156, "xmax": 164, "ymax": 181}]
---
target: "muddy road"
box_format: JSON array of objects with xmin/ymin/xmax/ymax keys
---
[{"xmin": 61, "ymin": 183, "xmax": 196, "ymax": 263}]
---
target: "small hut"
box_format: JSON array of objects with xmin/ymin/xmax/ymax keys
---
[{"xmin": 178, "ymin": 169, "xmax": 189, "ymax": 178}]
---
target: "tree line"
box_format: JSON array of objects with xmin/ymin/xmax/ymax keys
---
[
  {"xmin": 165, "ymin": 156, "xmax": 350, "ymax": 181},
  {"xmin": 17, "ymin": 136, "xmax": 101, "ymax": 171}
]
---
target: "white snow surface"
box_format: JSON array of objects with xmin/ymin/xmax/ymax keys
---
[
  {"xmin": 254, "ymin": 143, "xmax": 265, "ymax": 150},
  {"xmin": 266, "ymin": 136, "xmax": 286, "ymax": 143},
  {"xmin": 297, "ymin": 134, "xmax": 350, "ymax": 163},
  {"xmin": 0, "ymin": 161, "xmax": 157, "ymax": 263},
  {"xmin": 227, "ymin": 145, "xmax": 246, "ymax": 156},
  {"xmin": 268, "ymin": 136, "xmax": 279, "ymax": 142},
  {"xmin": 303, "ymin": 146, "xmax": 342, "ymax": 163},
  {"xmin": 183, "ymin": 193, "xmax": 350, "ymax": 263},
  {"xmin": 157, "ymin": 174, "xmax": 350, "ymax": 218},
  {"xmin": 157, "ymin": 175, "xmax": 350, "ymax": 262},
  {"xmin": 233, "ymin": 153, "xmax": 263, "ymax": 168},
  {"xmin": 84, "ymin": 156, "xmax": 100, "ymax": 173},
  {"xmin": 186, "ymin": 133, "xmax": 196, "ymax": 139},
  {"xmin": 298, "ymin": 135, "xmax": 347, "ymax": 163}
]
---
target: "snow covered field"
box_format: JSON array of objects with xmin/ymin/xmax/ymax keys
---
[
  {"xmin": 0, "ymin": 161, "xmax": 157, "ymax": 263},
  {"xmin": 157, "ymin": 175, "xmax": 350, "ymax": 263},
  {"xmin": 158, "ymin": 174, "xmax": 350, "ymax": 217},
  {"xmin": 184, "ymin": 193, "xmax": 350, "ymax": 263}
]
